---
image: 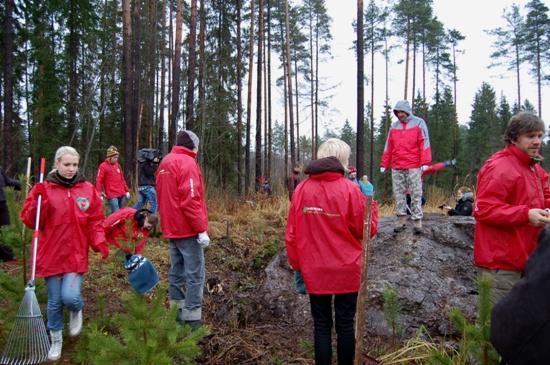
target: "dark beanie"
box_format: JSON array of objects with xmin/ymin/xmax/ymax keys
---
[{"xmin": 176, "ymin": 130, "xmax": 200, "ymax": 150}]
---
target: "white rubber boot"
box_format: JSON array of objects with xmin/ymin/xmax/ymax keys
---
[
  {"xmin": 47, "ymin": 330, "xmax": 62, "ymax": 361},
  {"xmin": 69, "ymin": 310, "xmax": 83, "ymax": 337}
]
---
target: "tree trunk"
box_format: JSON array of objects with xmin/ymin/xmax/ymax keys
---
[
  {"xmin": 514, "ymin": 41, "xmax": 521, "ymax": 107},
  {"xmin": 411, "ymin": 37, "xmax": 416, "ymax": 110},
  {"xmin": 67, "ymin": 0, "xmax": 78, "ymax": 145},
  {"xmin": 245, "ymin": 0, "xmax": 255, "ymax": 194},
  {"xmin": 374, "ymin": 16, "xmax": 375, "ymax": 179},
  {"xmin": 284, "ymin": 0, "xmax": 295, "ymax": 169},
  {"xmin": 3, "ymin": 0, "xmax": 14, "ymax": 172},
  {"xmin": 185, "ymin": 0, "xmax": 198, "ymax": 130},
  {"xmin": 356, "ymin": 0, "xmax": 365, "ymax": 178},
  {"xmin": 403, "ymin": 18, "xmax": 410, "ymax": 101},
  {"xmin": 167, "ymin": 2, "xmax": 173, "ymax": 144},
  {"xmin": 236, "ymin": 0, "xmax": 244, "ymax": 194},
  {"xmin": 308, "ymin": 3, "xmax": 315, "ymax": 159},
  {"xmin": 294, "ymin": 55, "xmax": 300, "ymax": 162},
  {"xmin": 159, "ymin": 0, "xmax": 167, "ymax": 150},
  {"xmin": 266, "ymin": 0, "xmax": 272, "ymax": 180},
  {"xmin": 198, "ymin": 0, "xmax": 206, "ymax": 164},
  {"xmin": 170, "ymin": 0, "xmax": 184, "ymax": 145},
  {"xmin": 452, "ymin": 43, "xmax": 457, "ymax": 111},
  {"xmin": 130, "ymin": 0, "xmax": 142, "ymax": 184},
  {"xmin": 122, "ymin": 0, "xmax": 134, "ymax": 182},
  {"xmin": 255, "ymin": 0, "xmax": 264, "ymax": 191},
  {"xmin": 535, "ymin": 37, "xmax": 541, "ymax": 117},
  {"xmin": 314, "ymin": 11, "xmax": 319, "ymax": 160}
]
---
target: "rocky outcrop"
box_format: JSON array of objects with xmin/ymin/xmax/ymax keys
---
[{"xmin": 261, "ymin": 214, "xmax": 477, "ymax": 339}]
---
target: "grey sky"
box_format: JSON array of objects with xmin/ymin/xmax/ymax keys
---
[{"xmin": 303, "ymin": 0, "xmax": 550, "ymax": 136}]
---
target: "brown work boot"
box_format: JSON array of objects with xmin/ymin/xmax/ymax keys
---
[
  {"xmin": 393, "ymin": 216, "xmax": 408, "ymax": 233},
  {"xmin": 413, "ymin": 219, "xmax": 423, "ymax": 234}
]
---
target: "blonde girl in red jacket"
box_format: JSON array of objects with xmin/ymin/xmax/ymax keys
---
[
  {"xmin": 286, "ymin": 138, "xmax": 378, "ymax": 365},
  {"xmin": 21, "ymin": 146, "xmax": 109, "ymax": 361}
]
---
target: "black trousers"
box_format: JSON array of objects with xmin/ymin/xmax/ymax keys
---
[{"xmin": 309, "ymin": 292, "xmax": 358, "ymax": 365}]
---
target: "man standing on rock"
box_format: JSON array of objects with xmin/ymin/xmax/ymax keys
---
[
  {"xmin": 474, "ymin": 112, "xmax": 550, "ymax": 304},
  {"xmin": 156, "ymin": 130, "xmax": 209, "ymax": 329},
  {"xmin": 380, "ymin": 100, "xmax": 431, "ymax": 234}
]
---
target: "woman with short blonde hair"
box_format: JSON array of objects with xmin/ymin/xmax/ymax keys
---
[
  {"xmin": 21, "ymin": 146, "xmax": 109, "ymax": 361},
  {"xmin": 286, "ymin": 138, "xmax": 378, "ymax": 365},
  {"xmin": 316, "ymin": 138, "xmax": 351, "ymax": 168}
]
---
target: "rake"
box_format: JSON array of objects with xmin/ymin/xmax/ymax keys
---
[{"xmin": 1, "ymin": 158, "xmax": 50, "ymax": 365}]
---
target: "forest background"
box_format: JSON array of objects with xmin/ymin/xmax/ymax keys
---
[{"xmin": 0, "ymin": 0, "xmax": 549, "ymax": 202}]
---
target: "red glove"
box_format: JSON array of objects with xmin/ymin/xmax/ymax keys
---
[
  {"xmin": 31, "ymin": 182, "xmax": 47, "ymax": 199},
  {"xmin": 98, "ymin": 245, "xmax": 109, "ymax": 260}
]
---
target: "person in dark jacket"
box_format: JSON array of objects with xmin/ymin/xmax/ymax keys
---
[
  {"xmin": 0, "ymin": 167, "xmax": 21, "ymax": 261},
  {"xmin": 491, "ymin": 225, "xmax": 550, "ymax": 365},
  {"xmin": 134, "ymin": 149, "xmax": 160, "ymax": 213},
  {"xmin": 286, "ymin": 138, "xmax": 378, "ymax": 365},
  {"xmin": 440, "ymin": 186, "xmax": 474, "ymax": 216}
]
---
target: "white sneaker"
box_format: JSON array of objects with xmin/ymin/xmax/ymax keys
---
[
  {"xmin": 47, "ymin": 330, "xmax": 62, "ymax": 361},
  {"xmin": 69, "ymin": 310, "xmax": 83, "ymax": 337}
]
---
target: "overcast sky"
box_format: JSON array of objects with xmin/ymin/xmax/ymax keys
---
[{"xmin": 291, "ymin": 0, "xmax": 550, "ymax": 137}]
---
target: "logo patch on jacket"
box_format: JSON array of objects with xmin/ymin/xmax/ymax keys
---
[
  {"xmin": 76, "ymin": 197, "xmax": 90, "ymax": 211},
  {"xmin": 303, "ymin": 206, "xmax": 339, "ymax": 217}
]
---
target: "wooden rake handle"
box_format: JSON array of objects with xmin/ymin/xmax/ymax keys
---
[{"xmin": 355, "ymin": 195, "xmax": 374, "ymax": 365}]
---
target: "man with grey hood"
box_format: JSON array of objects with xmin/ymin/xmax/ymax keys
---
[{"xmin": 380, "ymin": 100, "xmax": 432, "ymax": 234}]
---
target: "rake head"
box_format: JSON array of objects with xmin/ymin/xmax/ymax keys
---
[{"xmin": 0, "ymin": 285, "xmax": 50, "ymax": 365}]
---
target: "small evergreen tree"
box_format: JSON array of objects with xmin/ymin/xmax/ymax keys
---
[{"xmin": 74, "ymin": 286, "xmax": 207, "ymax": 365}]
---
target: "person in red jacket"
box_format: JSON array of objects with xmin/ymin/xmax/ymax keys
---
[
  {"xmin": 95, "ymin": 145, "xmax": 130, "ymax": 213},
  {"xmin": 103, "ymin": 207, "xmax": 158, "ymax": 254},
  {"xmin": 474, "ymin": 112, "xmax": 550, "ymax": 305},
  {"xmin": 21, "ymin": 146, "xmax": 109, "ymax": 361},
  {"xmin": 380, "ymin": 100, "xmax": 431, "ymax": 234},
  {"xmin": 285, "ymin": 138, "xmax": 378, "ymax": 365},
  {"xmin": 156, "ymin": 130, "xmax": 209, "ymax": 330}
]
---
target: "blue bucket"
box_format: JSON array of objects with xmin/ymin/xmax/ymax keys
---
[{"xmin": 124, "ymin": 255, "xmax": 160, "ymax": 294}]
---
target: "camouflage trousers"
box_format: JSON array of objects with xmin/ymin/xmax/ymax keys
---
[{"xmin": 392, "ymin": 168, "xmax": 423, "ymax": 220}]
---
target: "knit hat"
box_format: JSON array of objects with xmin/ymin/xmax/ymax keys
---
[
  {"xmin": 106, "ymin": 145, "xmax": 119, "ymax": 158},
  {"xmin": 348, "ymin": 166, "xmax": 357, "ymax": 174},
  {"xmin": 176, "ymin": 130, "xmax": 200, "ymax": 150}
]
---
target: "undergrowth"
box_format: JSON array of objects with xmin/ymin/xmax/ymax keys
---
[{"xmin": 73, "ymin": 285, "xmax": 207, "ymax": 365}]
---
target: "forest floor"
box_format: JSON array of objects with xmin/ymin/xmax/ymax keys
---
[{"xmin": 0, "ymin": 193, "xmax": 454, "ymax": 365}]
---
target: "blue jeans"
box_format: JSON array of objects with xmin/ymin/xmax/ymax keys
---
[
  {"xmin": 168, "ymin": 237, "xmax": 205, "ymax": 321},
  {"xmin": 108, "ymin": 195, "xmax": 127, "ymax": 214},
  {"xmin": 309, "ymin": 292, "xmax": 358, "ymax": 365},
  {"xmin": 133, "ymin": 186, "xmax": 157, "ymax": 213},
  {"xmin": 45, "ymin": 273, "xmax": 83, "ymax": 331}
]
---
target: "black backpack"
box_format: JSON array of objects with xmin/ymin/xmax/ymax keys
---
[
  {"xmin": 137, "ymin": 148, "xmax": 161, "ymax": 163},
  {"xmin": 490, "ymin": 226, "xmax": 550, "ymax": 365}
]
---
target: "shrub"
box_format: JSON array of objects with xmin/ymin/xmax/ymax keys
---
[{"xmin": 73, "ymin": 286, "xmax": 207, "ymax": 365}]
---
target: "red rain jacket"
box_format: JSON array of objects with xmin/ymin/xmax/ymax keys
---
[
  {"xmin": 474, "ymin": 145, "xmax": 550, "ymax": 272},
  {"xmin": 285, "ymin": 157, "xmax": 378, "ymax": 294},
  {"xmin": 21, "ymin": 174, "xmax": 106, "ymax": 278},
  {"xmin": 95, "ymin": 160, "xmax": 129, "ymax": 199},
  {"xmin": 156, "ymin": 146, "xmax": 208, "ymax": 238},
  {"xmin": 380, "ymin": 117, "xmax": 432, "ymax": 169},
  {"xmin": 104, "ymin": 207, "xmax": 150, "ymax": 254}
]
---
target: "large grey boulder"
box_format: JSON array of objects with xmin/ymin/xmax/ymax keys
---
[{"xmin": 260, "ymin": 213, "xmax": 477, "ymax": 338}]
